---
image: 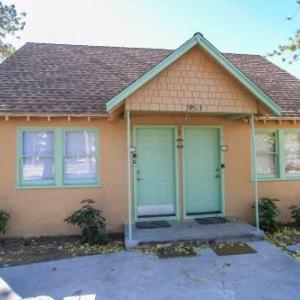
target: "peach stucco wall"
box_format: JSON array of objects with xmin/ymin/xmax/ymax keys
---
[
  {"xmin": 0, "ymin": 116, "xmax": 299, "ymax": 237},
  {"xmin": 125, "ymin": 46, "xmax": 259, "ymax": 114},
  {"xmin": 0, "ymin": 118, "xmax": 127, "ymax": 237}
]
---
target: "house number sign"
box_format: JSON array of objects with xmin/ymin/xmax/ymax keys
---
[{"xmin": 186, "ymin": 104, "xmax": 203, "ymax": 112}]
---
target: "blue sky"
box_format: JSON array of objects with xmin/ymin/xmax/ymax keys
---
[{"xmin": 7, "ymin": 0, "xmax": 300, "ymax": 77}]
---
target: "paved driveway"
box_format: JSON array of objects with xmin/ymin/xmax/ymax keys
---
[{"xmin": 0, "ymin": 241, "xmax": 299, "ymax": 300}]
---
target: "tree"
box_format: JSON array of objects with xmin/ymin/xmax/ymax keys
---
[
  {"xmin": 0, "ymin": 1, "xmax": 26, "ymax": 59},
  {"xmin": 268, "ymin": 1, "xmax": 300, "ymax": 64}
]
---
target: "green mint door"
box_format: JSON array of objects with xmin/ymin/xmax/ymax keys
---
[
  {"xmin": 183, "ymin": 127, "xmax": 222, "ymax": 216},
  {"xmin": 135, "ymin": 128, "xmax": 176, "ymax": 218}
]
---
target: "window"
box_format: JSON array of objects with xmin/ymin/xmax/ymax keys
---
[
  {"xmin": 255, "ymin": 129, "xmax": 300, "ymax": 180},
  {"xmin": 18, "ymin": 128, "xmax": 99, "ymax": 188},
  {"xmin": 284, "ymin": 132, "xmax": 300, "ymax": 175},
  {"xmin": 21, "ymin": 131, "xmax": 55, "ymax": 184},
  {"xmin": 64, "ymin": 130, "xmax": 97, "ymax": 184},
  {"xmin": 255, "ymin": 131, "xmax": 277, "ymax": 177}
]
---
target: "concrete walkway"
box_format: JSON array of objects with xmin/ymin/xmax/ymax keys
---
[{"xmin": 0, "ymin": 241, "xmax": 299, "ymax": 300}]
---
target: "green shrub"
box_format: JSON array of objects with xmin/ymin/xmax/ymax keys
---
[
  {"xmin": 0, "ymin": 210, "xmax": 10, "ymax": 234},
  {"xmin": 258, "ymin": 198, "xmax": 280, "ymax": 233},
  {"xmin": 65, "ymin": 199, "xmax": 108, "ymax": 245},
  {"xmin": 288, "ymin": 205, "xmax": 300, "ymax": 227}
]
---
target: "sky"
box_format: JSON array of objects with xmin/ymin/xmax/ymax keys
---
[{"xmin": 5, "ymin": 0, "xmax": 300, "ymax": 78}]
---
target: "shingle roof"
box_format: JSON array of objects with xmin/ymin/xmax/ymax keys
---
[
  {"xmin": 224, "ymin": 53, "xmax": 300, "ymax": 117},
  {"xmin": 0, "ymin": 42, "xmax": 299, "ymax": 116}
]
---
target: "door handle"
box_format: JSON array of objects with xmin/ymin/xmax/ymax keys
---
[{"xmin": 137, "ymin": 177, "xmax": 143, "ymax": 181}]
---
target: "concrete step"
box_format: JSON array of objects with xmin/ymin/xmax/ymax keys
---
[{"xmin": 125, "ymin": 219, "xmax": 265, "ymax": 249}]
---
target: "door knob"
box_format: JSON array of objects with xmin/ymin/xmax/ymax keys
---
[{"xmin": 137, "ymin": 177, "xmax": 143, "ymax": 181}]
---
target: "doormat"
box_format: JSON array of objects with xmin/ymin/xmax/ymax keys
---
[
  {"xmin": 195, "ymin": 217, "xmax": 230, "ymax": 225},
  {"xmin": 136, "ymin": 221, "xmax": 171, "ymax": 229},
  {"xmin": 210, "ymin": 242, "xmax": 257, "ymax": 256}
]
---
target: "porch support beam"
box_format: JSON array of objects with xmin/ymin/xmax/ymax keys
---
[
  {"xmin": 250, "ymin": 114, "xmax": 260, "ymax": 232},
  {"xmin": 126, "ymin": 110, "xmax": 133, "ymax": 240},
  {"xmin": 226, "ymin": 114, "xmax": 248, "ymax": 120}
]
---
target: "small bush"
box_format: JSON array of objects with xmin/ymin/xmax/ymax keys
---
[
  {"xmin": 258, "ymin": 197, "xmax": 280, "ymax": 233},
  {"xmin": 288, "ymin": 205, "xmax": 300, "ymax": 227},
  {"xmin": 65, "ymin": 199, "xmax": 108, "ymax": 245},
  {"xmin": 0, "ymin": 210, "xmax": 10, "ymax": 234}
]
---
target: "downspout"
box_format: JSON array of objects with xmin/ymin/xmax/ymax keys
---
[
  {"xmin": 250, "ymin": 114, "xmax": 260, "ymax": 231},
  {"xmin": 126, "ymin": 110, "xmax": 133, "ymax": 240}
]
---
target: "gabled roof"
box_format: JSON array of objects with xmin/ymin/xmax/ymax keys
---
[
  {"xmin": 106, "ymin": 33, "xmax": 280, "ymax": 116},
  {"xmin": 0, "ymin": 36, "xmax": 299, "ymax": 116}
]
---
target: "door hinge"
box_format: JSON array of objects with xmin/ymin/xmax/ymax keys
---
[{"xmin": 177, "ymin": 138, "xmax": 183, "ymax": 148}]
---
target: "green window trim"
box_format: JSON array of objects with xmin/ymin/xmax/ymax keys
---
[
  {"xmin": 17, "ymin": 127, "xmax": 100, "ymax": 189},
  {"xmin": 256, "ymin": 128, "xmax": 300, "ymax": 181}
]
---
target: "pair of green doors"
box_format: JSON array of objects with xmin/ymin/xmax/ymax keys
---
[{"xmin": 135, "ymin": 126, "xmax": 223, "ymax": 219}]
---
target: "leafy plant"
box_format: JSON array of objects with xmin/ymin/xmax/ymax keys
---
[
  {"xmin": 0, "ymin": 209, "xmax": 9, "ymax": 234},
  {"xmin": 65, "ymin": 199, "xmax": 108, "ymax": 245},
  {"xmin": 258, "ymin": 198, "xmax": 280, "ymax": 233},
  {"xmin": 289, "ymin": 205, "xmax": 300, "ymax": 227}
]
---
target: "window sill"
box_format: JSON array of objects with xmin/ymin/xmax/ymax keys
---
[
  {"xmin": 15, "ymin": 183, "xmax": 101, "ymax": 190},
  {"xmin": 257, "ymin": 177, "xmax": 300, "ymax": 182}
]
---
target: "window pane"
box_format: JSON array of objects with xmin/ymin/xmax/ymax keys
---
[
  {"xmin": 65, "ymin": 131, "xmax": 96, "ymax": 156},
  {"xmin": 255, "ymin": 132, "xmax": 276, "ymax": 153},
  {"xmin": 256, "ymin": 154, "xmax": 276, "ymax": 176},
  {"xmin": 23, "ymin": 131, "xmax": 53, "ymax": 156},
  {"xmin": 285, "ymin": 153, "xmax": 300, "ymax": 174},
  {"xmin": 64, "ymin": 156, "xmax": 97, "ymax": 181},
  {"xmin": 23, "ymin": 157, "xmax": 54, "ymax": 181},
  {"xmin": 284, "ymin": 132, "xmax": 300, "ymax": 153},
  {"xmin": 284, "ymin": 133, "xmax": 300, "ymax": 174}
]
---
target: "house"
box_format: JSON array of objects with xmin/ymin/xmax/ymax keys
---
[{"xmin": 0, "ymin": 33, "xmax": 300, "ymax": 239}]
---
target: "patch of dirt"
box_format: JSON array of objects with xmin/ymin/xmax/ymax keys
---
[
  {"xmin": 266, "ymin": 227, "xmax": 300, "ymax": 247},
  {"xmin": 0, "ymin": 233, "xmax": 124, "ymax": 267},
  {"xmin": 266, "ymin": 226, "xmax": 300, "ymax": 260},
  {"xmin": 140, "ymin": 243, "xmax": 198, "ymax": 259}
]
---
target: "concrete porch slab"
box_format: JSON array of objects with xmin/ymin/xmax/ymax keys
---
[{"xmin": 125, "ymin": 218, "xmax": 265, "ymax": 248}]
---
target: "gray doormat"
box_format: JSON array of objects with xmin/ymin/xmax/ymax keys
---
[
  {"xmin": 210, "ymin": 242, "xmax": 257, "ymax": 256},
  {"xmin": 136, "ymin": 221, "xmax": 171, "ymax": 229},
  {"xmin": 195, "ymin": 217, "xmax": 230, "ymax": 225}
]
